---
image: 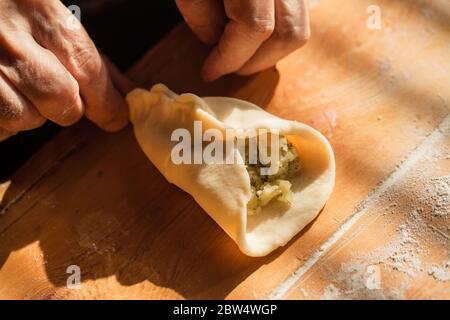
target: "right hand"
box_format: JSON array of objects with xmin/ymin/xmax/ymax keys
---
[
  {"xmin": 176, "ymin": 0, "xmax": 311, "ymax": 81},
  {"xmin": 0, "ymin": 0, "xmax": 131, "ymax": 142}
]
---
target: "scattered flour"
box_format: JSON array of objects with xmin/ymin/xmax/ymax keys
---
[
  {"xmin": 321, "ymin": 263, "xmax": 404, "ymax": 300},
  {"xmin": 428, "ymin": 260, "xmax": 450, "ymax": 282},
  {"xmin": 321, "ymin": 211, "xmax": 448, "ymax": 299},
  {"xmin": 419, "ymin": 176, "xmax": 450, "ymax": 217},
  {"xmin": 320, "ymin": 124, "xmax": 450, "ymax": 299},
  {"xmin": 322, "ymin": 284, "xmax": 342, "ymax": 300},
  {"xmin": 271, "ymin": 117, "xmax": 450, "ymax": 300},
  {"xmin": 377, "ymin": 224, "xmax": 426, "ymax": 277}
]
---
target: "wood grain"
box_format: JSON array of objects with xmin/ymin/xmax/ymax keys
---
[
  {"xmin": 283, "ymin": 127, "xmax": 450, "ymax": 299},
  {"xmin": 0, "ymin": 0, "xmax": 449, "ymax": 299}
]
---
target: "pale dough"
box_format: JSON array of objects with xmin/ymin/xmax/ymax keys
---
[{"xmin": 126, "ymin": 84, "xmax": 336, "ymax": 257}]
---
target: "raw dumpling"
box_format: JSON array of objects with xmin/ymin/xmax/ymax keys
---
[{"xmin": 126, "ymin": 84, "xmax": 336, "ymax": 257}]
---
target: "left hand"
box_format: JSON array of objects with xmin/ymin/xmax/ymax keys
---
[{"xmin": 176, "ymin": 0, "xmax": 310, "ymax": 81}]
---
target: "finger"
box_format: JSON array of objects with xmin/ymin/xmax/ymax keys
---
[
  {"xmin": 237, "ymin": 0, "xmax": 310, "ymax": 75},
  {"xmin": 176, "ymin": 0, "xmax": 227, "ymax": 45},
  {"xmin": 202, "ymin": 0, "xmax": 275, "ymax": 81},
  {"xmin": 0, "ymin": 127, "xmax": 16, "ymax": 142},
  {"xmin": 30, "ymin": 1, "xmax": 129, "ymax": 131},
  {"xmin": 101, "ymin": 53, "xmax": 136, "ymax": 95},
  {"xmin": 0, "ymin": 32, "xmax": 84, "ymax": 127},
  {"xmin": 0, "ymin": 71, "xmax": 46, "ymax": 132}
]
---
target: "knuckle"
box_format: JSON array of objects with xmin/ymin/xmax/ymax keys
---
[
  {"xmin": 48, "ymin": 85, "xmax": 83, "ymax": 126},
  {"xmin": 275, "ymin": 25, "xmax": 310, "ymax": 49},
  {"xmin": 59, "ymin": 79, "xmax": 80, "ymax": 103},
  {"xmin": 0, "ymin": 128, "xmax": 15, "ymax": 142},
  {"xmin": 3, "ymin": 114, "xmax": 45, "ymax": 132},
  {"xmin": 0, "ymin": 32, "xmax": 27, "ymax": 64},
  {"xmin": 281, "ymin": 25, "xmax": 310, "ymax": 44},
  {"xmin": 0, "ymin": 98, "xmax": 21, "ymax": 121},
  {"xmin": 25, "ymin": 115, "xmax": 46, "ymax": 130},
  {"xmin": 245, "ymin": 18, "xmax": 275, "ymax": 36},
  {"xmin": 227, "ymin": 3, "xmax": 275, "ymax": 37},
  {"xmin": 0, "ymin": 97, "xmax": 41, "ymax": 132},
  {"xmin": 58, "ymin": 91, "xmax": 83, "ymax": 126},
  {"xmin": 71, "ymin": 49, "xmax": 104, "ymax": 86}
]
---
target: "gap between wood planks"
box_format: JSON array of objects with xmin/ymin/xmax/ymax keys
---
[{"xmin": 268, "ymin": 113, "xmax": 450, "ymax": 300}]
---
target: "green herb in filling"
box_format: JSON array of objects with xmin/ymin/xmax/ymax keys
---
[{"xmin": 245, "ymin": 136, "xmax": 301, "ymax": 215}]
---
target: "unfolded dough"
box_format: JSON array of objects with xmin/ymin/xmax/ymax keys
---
[{"xmin": 126, "ymin": 84, "xmax": 336, "ymax": 257}]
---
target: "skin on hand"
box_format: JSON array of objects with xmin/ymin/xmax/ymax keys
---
[
  {"xmin": 0, "ymin": 0, "xmax": 132, "ymax": 142},
  {"xmin": 176, "ymin": 0, "xmax": 311, "ymax": 81}
]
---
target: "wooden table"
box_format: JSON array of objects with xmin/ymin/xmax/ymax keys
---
[{"xmin": 0, "ymin": 0, "xmax": 449, "ymax": 299}]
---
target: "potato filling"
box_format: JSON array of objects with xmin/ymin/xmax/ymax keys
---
[{"xmin": 245, "ymin": 136, "xmax": 301, "ymax": 215}]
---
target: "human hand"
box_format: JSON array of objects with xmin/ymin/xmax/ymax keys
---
[
  {"xmin": 0, "ymin": 0, "xmax": 131, "ymax": 141},
  {"xmin": 176, "ymin": 0, "xmax": 310, "ymax": 81}
]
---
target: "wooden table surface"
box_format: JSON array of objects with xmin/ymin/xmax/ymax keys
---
[{"xmin": 0, "ymin": 0, "xmax": 449, "ymax": 299}]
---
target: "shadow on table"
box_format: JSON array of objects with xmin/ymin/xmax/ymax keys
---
[{"xmin": 0, "ymin": 64, "xmax": 282, "ymax": 299}]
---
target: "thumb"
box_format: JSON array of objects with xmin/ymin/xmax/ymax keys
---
[{"xmin": 101, "ymin": 53, "xmax": 136, "ymax": 95}]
